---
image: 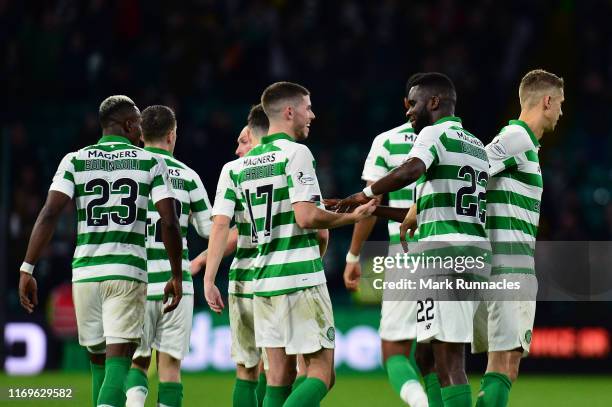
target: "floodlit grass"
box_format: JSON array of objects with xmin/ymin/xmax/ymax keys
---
[{"xmin": 1, "ymin": 372, "xmax": 611, "ymax": 406}]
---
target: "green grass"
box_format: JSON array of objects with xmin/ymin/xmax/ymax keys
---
[{"xmin": 1, "ymin": 372, "xmax": 611, "ymax": 406}]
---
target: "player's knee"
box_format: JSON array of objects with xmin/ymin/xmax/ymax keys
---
[
  {"xmin": 87, "ymin": 342, "xmax": 106, "ymax": 364},
  {"xmin": 132, "ymin": 356, "xmax": 151, "ymax": 371}
]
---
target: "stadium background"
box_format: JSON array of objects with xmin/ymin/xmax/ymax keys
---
[{"xmin": 1, "ymin": 1, "xmax": 611, "ymax": 405}]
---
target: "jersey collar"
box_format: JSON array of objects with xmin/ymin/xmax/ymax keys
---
[
  {"xmin": 144, "ymin": 146, "xmax": 173, "ymax": 157},
  {"xmin": 261, "ymin": 132, "xmax": 294, "ymax": 144},
  {"xmin": 434, "ymin": 116, "xmax": 462, "ymax": 126},
  {"xmin": 98, "ymin": 135, "xmax": 132, "ymax": 145},
  {"xmin": 509, "ymin": 119, "xmax": 540, "ymax": 148}
]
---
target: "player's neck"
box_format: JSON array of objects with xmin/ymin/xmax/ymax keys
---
[
  {"xmin": 517, "ymin": 111, "xmax": 544, "ymax": 140},
  {"xmin": 102, "ymin": 128, "xmax": 135, "ymax": 144},
  {"xmin": 267, "ymin": 124, "xmax": 296, "ymax": 140},
  {"xmin": 144, "ymin": 142, "xmax": 172, "ymax": 154}
]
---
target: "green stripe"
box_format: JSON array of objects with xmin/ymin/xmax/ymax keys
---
[
  {"xmin": 63, "ymin": 171, "xmax": 74, "ymax": 182},
  {"xmin": 255, "ymin": 287, "xmax": 308, "ymax": 297},
  {"xmin": 191, "ymin": 199, "xmax": 208, "ymax": 212},
  {"xmin": 146, "ymin": 248, "xmax": 189, "ymax": 260},
  {"xmin": 491, "ymin": 266, "xmax": 535, "ymax": 276},
  {"xmin": 152, "ymin": 174, "xmax": 165, "ymax": 188},
  {"xmin": 419, "ymin": 220, "xmax": 487, "ymax": 238},
  {"xmin": 184, "ymin": 179, "xmax": 197, "ymax": 192},
  {"xmin": 72, "ymin": 254, "xmax": 146, "ymax": 270},
  {"xmin": 389, "ymin": 189, "xmax": 413, "ymax": 201},
  {"xmin": 237, "ymin": 210, "xmax": 295, "ymax": 235},
  {"xmin": 230, "ymin": 293, "xmax": 254, "ymax": 299},
  {"xmin": 485, "ymin": 216, "xmax": 538, "ymax": 237},
  {"xmin": 76, "ymin": 231, "xmax": 145, "ymax": 246},
  {"xmin": 255, "ymin": 258, "xmax": 323, "ymax": 279},
  {"xmin": 383, "ymin": 139, "xmax": 413, "ymax": 155},
  {"xmin": 164, "ymin": 158, "xmax": 185, "ymax": 169},
  {"xmin": 524, "ymin": 150, "xmax": 539, "ymax": 163},
  {"xmin": 502, "ymin": 157, "xmax": 517, "ymax": 169},
  {"xmin": 238, "ymin": 162, "xmax": 287, "ymax": 183},
  {"xmin": 425, "ymin": 165, "xmax": 461, "ymax": 180},
  {"xmin": 486, "ymin": 190, "xmax": 540, "ymax": 213},
  {"xmin": 229, "ymin": 268, "xmax": 254, "ymax": 281},
  {"xmin": 508, "ymin": 120, "xmax": 539, "ymax": 148},
  {"xmin": 439, "ymin": 133, "xmax": 487, "ymax": 161},
  {"xmin": 246, "ymin": 186, "xmax": 289, "ymax": 206},
  {"xmin": 224, "ymin": 188, "xmax": 237, "ymax": 201},
  {"xmin": 494, "ymin": 168, "xmax": 543, "ymax": 188},
  {"xmin": 84, "ymin": 144, "xmax": 137, "ymax": 152},
  {"xmin": 259, "ymin": 233, "xmax": 318, "ymax": 256},
  {"xmin": 417, "ymin": 192, "xmax": 478, "ymax": 212},
  {"xmin": 72, "ymin": 158, "xmax": 155, "ymax": 172},
  {"xmin": 374, "ymin": 156, "xmax": 388, "ymax": 169},
  {"xmin": 74, "ymin": 275, "xmax": 141, "ymax": 283},
  {"xmin": 235, "ymin": 247, "xmax": 258, "ymax": 259},
  {"xmin": 147, "ymin": 270, "xmax": 192, "ymax": 283}
]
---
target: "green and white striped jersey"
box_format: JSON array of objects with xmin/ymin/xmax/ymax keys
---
[
  {"xmin": 362, "ymin": 122, "xmax": 417, "ymax": 242},
  {"xmin": 236, "ymin": 133, "xmax": 326, "ymax": 297},
  {"xmin": 211, "ymin": 157, "xmax": 258, "ymax": 298},
  {"xmin": 49, "ymin": 135, "xmax": 175, "ymax": 283},
  {"xmin": 144, "ymin": 147, "xmax": 212, "ymax": 300},
  {"xmin": 408, "ymin": 117, "xmax": 489, "ymax": 243},
  {"xmin": 485, "ymin": 120, "xmax": 542, "ymax": 275}
]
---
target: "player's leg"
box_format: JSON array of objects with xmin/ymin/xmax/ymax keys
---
[
  {"xmin": 156, "ymin": 351, "xmax": 184, "ymax": 407},
  {"xmin": 255, "ymin": 361, "xmax": 267, "ymax": 407},
  {"xmin": 264, "ymin": 347, "xmax": 296, "ymax": 407},
  {"xmin": 415, "ymin": 343, "xmax": 443, "ymax": 407},
  {"xmin": 382, "ymin": 340, "xmax": 429, "ymax": 407},
  {"xmin": 126, "ymin": 299, "xmax": 159, "ymax": 407},
  {"xmin": 97, "ymin": 280, "xmax": 147, "ymax": 407},
  {"xmin": 475, "ymin": 296, "xmax": 536, "ymax": 407},
  {"xmin": 152, "ymin": 295, "xmax": 194, "ymax": 407},
  {"xmin": 73, "ymin": 282, "xmax": 106, "ymax": 407},
  {"xmin": 432, "ymin": 342, "xmax": 472, "ymax": 407},
  {"xmin": 292, "ymin": 355, "xmax": 308, "ymax": 391},
  {"xmin": 380, "ymin": 298, "xmax": 429, "ymax": 407},
  {"xmin": 229, "ymin": 294, "xmax": 261, "ymax": 406},
  {"xmin": 125, "ymin": 356, "xmax": 151, "ymax": 407},
  {"xmin": 283, "ymin": 284, "xmax": 336, "ymax": 407}
]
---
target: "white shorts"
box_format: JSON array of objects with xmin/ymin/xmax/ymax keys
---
[
  {"xmin": 379, "ymin": 300, "xmax": 417, "ymax": 341},
  {"xmin": 73, "ymin": 280, "xmax": 146, "ymax": 347},
  {"xmin": 253, "ymin": 284, "xmax": 335, "ymax": 355},
  {"xmin": 472, "ymin": 300, "xmax": 536, "ymax": 356},
  {"xmin": 416, "ymin": 300, "xmax": 476, "ymax": 343},
  {"xmin": 133, "ymin": 295, "xmax": 193, "ymax": 360},
  {"xmin": 229, "ymin": 294, "xmax": 261, "ymax": 368}
]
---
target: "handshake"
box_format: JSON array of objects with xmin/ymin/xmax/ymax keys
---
[{"xmin": 324, "ymin": 190, "xmax": 418, "ymax": 242}]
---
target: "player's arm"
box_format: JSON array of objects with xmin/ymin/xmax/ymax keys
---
[
  {"xmin": 293, "ymin": 201, "xmax": 375, "ymax": 229},
  {"xmin": 19, "ymin": 191, "xmax": 71, "ymax": 313},
  {"xmin": 19, "ymin": 153, "xmax": 75, "ymax": 313},
  {"xmin": 371, "ymin": 205, "xmax": 409, "ymax": 223},
  {"xmin": 155, "ymin": 197, "xmax": 183, "ymax": 312},
  {"xmin": 203, "ymin": 215, "xmax": 231, "ymax": 313},
  {"xmin": 334, "ymin": 128, "xmax": 438, "ymax": 212},
  {"xmin": 190, "ymin": 226, "xmax": 237, "ymax": 275},
  {"xmin": 189, "ymin": 172, "xmax": 214, "ymax": 238},
  {"xmin": 150, "ymin": 156, "xmax": 183, "ymax": 313}
]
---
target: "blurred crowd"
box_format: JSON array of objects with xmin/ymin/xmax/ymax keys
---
[{"xmin": 2, "ymin": 0, "xmax": 611, "ymax": 310}]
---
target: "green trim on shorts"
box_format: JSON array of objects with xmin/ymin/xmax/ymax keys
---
[
  {"xmin": 147, "ymin": 292, "xmax": 193, "ymax": 301},
  {"xmin": 230, "ymin": 292, "xmax": 254, "ymax": 299},
  {"xmin": 73, "ymin": 275, "xmax": 143, "ymax": 283},
  {"xmin": 254, "ymin": 286, "xmax": 312, "ymax": 297}
]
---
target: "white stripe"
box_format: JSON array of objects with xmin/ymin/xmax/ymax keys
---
[
  {"xmin": 254, "ymin": 271, "xmax": 326, "ymax": 293},
  {"xmin": 147, "ymin": 280, "xmax": 194, "ymax": 296},
  {"xmin": 74, "ymin": 242, "xmax": 145, "ymax": 259},
  {"xmin": 256, "ymin": 245, "xmax": 320, "ymax": 266},
  {"xmin": 72, "ymin": 265, "xmax": 146, "ymax": 282},
  {"xmin": 229, "ymin": 280, "xmax": 254, "ymax": 295}
]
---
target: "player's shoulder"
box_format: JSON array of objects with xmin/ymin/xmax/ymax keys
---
[
  {"xmin": 373, "ymin": 122, "xmax": 414, "ymax": 143},
  {"xmin": 221, "ymin": 156, "xmax": 244, "ymax": 175}
]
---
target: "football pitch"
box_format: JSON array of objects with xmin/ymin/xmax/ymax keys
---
[{"xmin": 1, "ymin": 372, "xmax": 611, "ymax": 406}]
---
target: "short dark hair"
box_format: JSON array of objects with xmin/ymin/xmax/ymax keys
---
[
  {"xmin": 99, "ymin": 95, "xmax": 137, "ymax": 128},
  {"xmin": 408, "ymin": 72, "xmax": 457, "ymax": 104},
  {"xmin": 141, "ymin": 105, "xmax": 176, "ymax": 142},
  {"xmin": 247, "ymin": 104, "xmax": 269, "ymax": 135},
  {"xmin": 519, "ymin": 69, "xmax": 564, "ymax": 108},
  {"xmin": 405, "ymin": 73, "xmax": 424, "ymax": 97},
  {"xmin": 261, "ymin": 81, "xmax": 310, "ymax": 117}
]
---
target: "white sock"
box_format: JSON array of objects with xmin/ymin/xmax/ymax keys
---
[
  {"xmin": 400, "ymin": 380, "xmax": 429, "ymax": 407},
  {"xmin": 125, "ymin": 386, "xmax": 148, "ymax": 407}
]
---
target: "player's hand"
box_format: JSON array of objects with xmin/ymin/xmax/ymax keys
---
[
  {"xmin": 351, "ymin": 200, "xmax": 376, "ymax": 221},
  {"xmin": 399, "ymin": 206, "xmax": 418, "ymax": 242},
  {"xmin": 18, "ymin": 272, "xmax": 38, "ymax": 313},
  {"xmin": 344, "ymin": 261, "xmax": 362, "ymax": 291},
  {"xmin": 333, "ymin": 192, "xmax": 372, "ymax": 213},
  {"xmin": 163, "ymin": 277, "xmax": 183, "ymax": 313},
  {"xmin": 190, "ymin": 252, "xmax": 207, "ymax": 276},
  {"xmin": 204, "ymin": 281, "xmax": 224, "ymax": 314}
]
